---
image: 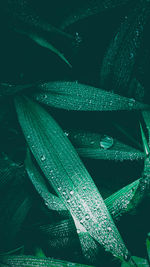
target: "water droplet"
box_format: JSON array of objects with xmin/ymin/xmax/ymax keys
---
[
  {"xmin": 107, "ymin": 227, "xmax": 112, "ymax": 231},
  {"xmin": 129, "ymin": 52, "xmax": 134, "ymax": 59},
  {"xmin": 27, "ymin": 135, "xmax": 30, "ymax": 139},
  {"xmin": 43, "ymin": 94, "xmax": 47, "ymax": 99},
  {"xmin": 58, "ymin": 187, "xmax": 62, "ymax": 191},
  {"xmin": 85, "ymin": 214, "xmax": 90, "ymax": 220},
  {"xmin": 129, "ymin": 98, "xmax": 135, "ymax": 108},
  {"xmin": 83, "ymin": 186, "xmax": 86, "ymax": 190},
  {"xmin": 100, "ymin": 135, "xmax": 114, "ymax": 150},
  {"xmin": 41, "ymin": 155, "xmax": 46, "ymax": 161},
  {"xmin": 64, "ymin": 131, "xmax": 69, "ymax": 137},
  {"xmin": 70, "ymin": 190, "xmax": 74, "ymax": 195}
]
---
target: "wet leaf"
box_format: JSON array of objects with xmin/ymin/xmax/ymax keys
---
[
  {"xmin": 0, "ymin": 255, "xmax": 94, "ymax": 267},
  {"xmin": 15, "ymin": 96, "xmax": 129, "ymax": 261},
  {"xmin": 33, "ymin": 81, "xmax": 150, "ymax": 111},
  {"xmin": 67, "ymin": 130, "xmax": 145, "ymax": 161},
  {"xmin": 60, "ymin": 0, "xmax": 131, "ymax": 29},
  {"xmin": 100, "ymin": 1, "xmax": 150, "ymax": 95}
]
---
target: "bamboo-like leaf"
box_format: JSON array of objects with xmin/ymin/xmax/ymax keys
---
[
  {"xmin": 142, "ymin": 111, "xmax": 150, "ymax": 145},
  {"xmin": 121, "ymin": 256, "xmax": 149, "ymax": 266},
  {"xmin": 33, "ymin": 81, "xmax": 149, "ymax": 111},
  {"xmin": 67, "ymin": 130, "xmax": 145, "ymax": 161},
  {"xmin": 0, "ymin": 83, "xmax": 34, "ymax": 96},
  {"xmin": 25, "ymin": 151, "xmax": 66, "ymax": 211},
  {"xmin": 15, "ymin": 96, "xmax": 129, "ymax": 260},
  {"xmin": 0, "ymin": 255, "xmax": 94, "ymax": 267},
  {"xmin": 100, "ymin": 1, "xmax": 150, "ymax": 94},
  {"xmin": 146, "ymin": 233, "xmax": 150, "ymax": 263},
  {"xmin": 140, "ymin": 122, "xmax": 150, "ymax": 156},
  {"xmin": 15, "ymin": 28, "xmax": 71, "ymax": 67},
  {"xmin": 60, "ymin": 0, "xmax": 130, "ymax": 29}
]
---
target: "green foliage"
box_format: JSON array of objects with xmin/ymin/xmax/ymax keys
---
[{"xmin": 0, "ymin": 1, "xmax": 150, "ymax": 266}]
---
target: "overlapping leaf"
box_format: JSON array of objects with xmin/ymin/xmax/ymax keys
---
[
  {"xmin": 100, "ymin": 0, "xmax": 150, "ymax": 95},
  {"xmin": 66, "ymin": 130, "xmax": 145, "ymax": 161},
  {"xmin": 15, "ymin": 96, "xmax": 129, "ymax": 261},
  {"xmin": 60, "ymin": 0, "xmax": 131, "ymax": 29},
  {"xmin": 0, "ymin": 255, "xmax": 94, "ymax": 267},
  {"xmin": 32, "ymin": 81, "xmax": 149, "ymax": 111}
]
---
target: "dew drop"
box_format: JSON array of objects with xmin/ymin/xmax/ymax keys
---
[
  {"xmin": 64, "ymin": 131, "xmax": 69, "ymax": 137},
  {"xmin": 129, "ymin": 98, "xmax": 135, "ymax": 108},
  {"xmin": 41, "ymin": 155, "xmax": 46, "ymax": 161},
  {"xmin": 100, "ymin": 135, "xmax": 114, "ymax": 150},
  {"xmin": 70, "ymin": 190, "xmax": 74, "ymax": 195},
  {"xmin": 58, "ymin": 187, "xmax": 62, "ymax": 191},
  {"xmin": 129, "ymin": 52, "xmax": 134, "ymax": 59},
  {"xmin": 83, "ymin": 186, "xmax": 86, "ymax": 190},
  {"xmin": 107, "ymin": 227, "xmax": 112, "ymax": 232},
  {"xmin": 27, "ymin": 135, "xmax": 30, "ymax": 139},
  {"xmin": 85, "ymin": 214, "xmax": 90, "ymax": 220}
]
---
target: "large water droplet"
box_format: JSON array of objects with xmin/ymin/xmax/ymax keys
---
[{"xmin": 100, "ymin": 136, "xmax": 114, "ymax": 150}]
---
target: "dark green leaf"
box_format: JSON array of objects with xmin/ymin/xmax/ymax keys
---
[
  {"xmin": 100, "ymin": 1, "xmax": 150, "ymax": 95},
  {"xmin": 33, "ymin": 81, "xmax": 149, "ymax": 111},
  {"xmin": 60, "ymin": 0, "xmax": 131, "ymax": 29},
  {"xmin": 67, "ymin": 130, "xmax": 145, "ymax": 161}
]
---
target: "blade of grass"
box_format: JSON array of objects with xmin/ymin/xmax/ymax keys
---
[
  {"xmin": 33, "ymin": 81, "xmax": 150, "ymax": 111},
  {"xmin": 100, "ymin": 1, "xmax": 150, "ymax": 94},
  {"xmin": 140, "ymin": 122, "xmax": 150, "ymax": 156},
  {"xmin": 60, "ymin": 0, "xmax": 131, "ymax": 29},
  {"xmin": 15, "ymin": 96, "xmax": 129, "ymax": 261},
  {"xmin": 0, "ymin": 255, "xmax": 94, "ymax": 267}
]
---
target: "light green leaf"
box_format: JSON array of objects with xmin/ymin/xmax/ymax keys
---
[
  {"xmin": 146, "ymin": 233, "xmax": 150, "ymax": 262},
  {"xmin": 0, "ymin": 255, "xmax": 94, "ymax": 267},
  {"xmin": 33, "ymin": 81, "xmax": 149, "ymax": 111},
  {"xmin": 140, "ymin": 123, "xmax": 150, "ymax": 156},
  {"xmin": 142, "ymin": 111, "xmax": 150, "ymax": 145},
  {"xmin": 121, "ymin": 256, "xmax": 149, "ymax": 266},
  {"xmin": 25, "ymin": 150, "xmax": 66, "ymax": 211},
  {"xmin": 15, "ymin": 96, "xmax": 129, "ymax": 260}
]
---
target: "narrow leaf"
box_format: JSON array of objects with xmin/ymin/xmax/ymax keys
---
[
  {"xmin": 33, "ymin": 81, "xmax": 149, "ymax": 111},
  {"xmin": 15, "ymin": 96, "xmax": 129, "ymax": 260},
  {"xmin": 100, "ymin": 1, "xmax": 150, "ymax": 94},
  {"xmin": 67, "ymin": 130, "xmax": 145, "ymax": 161},
  {"xmin": 60, "ymin": 0, "xmax": 130, "ymax": 29},
  {"xmin": 0, "ymin": 255, "xmax": 94, "ymax": 267},
  {"xmin": 142, "ymin": 111, "xmax": 150, "ymax": 145},
  {"xmin": 25, "ymin": 150, "xmax": 66, "ymax": 211},
  {"xmin": 140, "ymin": 123, "xmax": 150, "ymax": 156}
]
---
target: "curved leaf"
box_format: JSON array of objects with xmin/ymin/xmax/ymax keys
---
[
  {"xmin": 33, "ymin": 81, "xmax": 150, "ymax": 111},
  {"xmin": 15, "ymin": 96, "xmax": 129, "ymax": 260}
]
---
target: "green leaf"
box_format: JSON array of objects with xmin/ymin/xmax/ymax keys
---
[
  {"xmin": 146, "ymin": 233, "xmax": 150, "ymax": 263},
  {"xmin": 60, "ymin": 0, "xmax": 131, "ymax": 29},
  {"xmin": 140, "ymin": 122, "xmax": 150, "ymax": 156},
  {"xmin": 14, "ymin": 28, "xmax": 71, "ymax": 68},
  {"xmin": 15, "ymin": 96, "xmax": 129, "ymax": 260},
  {"xmin": 100, "ymin": 1, "xmax": 150, "ymax": 95},
  {"xmin": 33, "ymin": 81, "xmax": 149, "ymax": 111},
  {"xmin": 121, "ymin": 256, "xmax": 149, "ymax": 266},
  {"xmin": 142, "ymin": 111, "xmax": 150, "ymax": 146},
  {"xmin": 25, "ymin": 150, "xmax": 66, "ymax": 211},
  {"xmin": 67, "ymin": 130, "xmax": 145, "ymax": 161},
  {"xmin": 0, "ymin": 255, "xmax": 94, "ymax": 267}
]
